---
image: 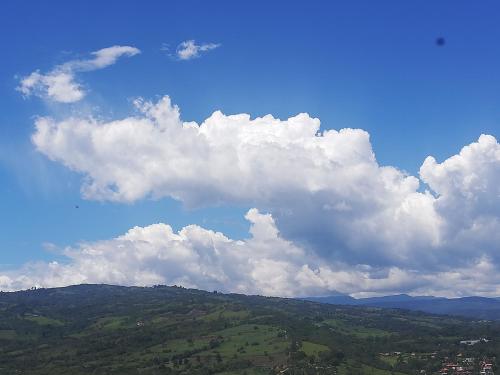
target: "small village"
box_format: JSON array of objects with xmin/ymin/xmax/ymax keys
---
[
  {"xmin": 436, "ymin": 338, "xmax": 495, "ymax": 375},
  {"xmin": 377, "ymin": 338, "xmax": 496, "ymax": 375},
  {"xmin": 437, "ymin": 357, "xmax": 494, "ymax": 375}
]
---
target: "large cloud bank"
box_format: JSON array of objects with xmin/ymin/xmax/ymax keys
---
[
  {"xmin": 4, "ymin": 96, "xmax": 499, "ymax": 297},
  {"xmin": 2, "ymin": 208, "xmax": 498, "ymax": 297}
]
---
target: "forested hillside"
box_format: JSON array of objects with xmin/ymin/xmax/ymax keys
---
[{"xmin": 0, "ymin": 285, "xmax": 499, "ymax": 375}]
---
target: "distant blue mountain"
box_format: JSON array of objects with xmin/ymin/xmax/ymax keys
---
[{"xmin": 304, "ymin": 294, "xmax": 500, "ymax": 320}]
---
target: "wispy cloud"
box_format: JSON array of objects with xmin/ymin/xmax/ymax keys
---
[
  {"xmin": 175, "ymin": 40, "xmax": 220, "ymax": 60},
  {"xmin": 17, "ymin": 45, "xmax": 140, "ymax": 103}
]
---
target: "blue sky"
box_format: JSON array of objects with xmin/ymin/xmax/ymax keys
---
[{"xmin": 1, "ymin": 1, "xmax": 500, "ymax": 296}]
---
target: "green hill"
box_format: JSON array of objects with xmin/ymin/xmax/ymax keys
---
[{"xmin": 0, "ymin": 284, "xmax": 499, "ymax": 375}]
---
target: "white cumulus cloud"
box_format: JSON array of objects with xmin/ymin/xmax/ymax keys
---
[
  {"xmin": 25, "ymin": 95, "xmax": 500, "ymax": 297},
  {"xmin": 0, "ymin": 209, "xmax": 316, "ymax": 296},
  {"xmin": 2, "ymin": 209, "xmax": 500, "ymax": 298},
  {"xmin": 17, "ymin": 46, "xmax": 140, "ymax": 103}
]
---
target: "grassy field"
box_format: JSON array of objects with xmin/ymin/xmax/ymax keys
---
[
  {"xmin": 338, "ymin": 361, "xmax": 407, "ymax": 375},
  {"xmin": 0, "ymin": 329, "xmax": 16, "ymax": 339},
  {"xmin": 218, "ymin": 368, "xmax": 270, "ymax": 375},
  {"xmin": 24, "ymin": 315, "xmax": 65, "ymax": 326},
  {"xmin": 324, "ymin": 318, "xmax": 391, "ymax": 338},
  {"xmin": 379, "ymin": 354, "xmax": 398, "ymax": 366},
  {"xmin": 201, "ymin": 306, "xmax": 251, "ymax": 322},
  {"xmin": 91, "ymin": 315, "xmax": 132, "ymax": 330},
  {"xmin": 204, "ymin": 324, "xmax": 288, "ymax": 359},
  {"xmin": 301, "ymin": 341, "xmax": 329, "ymax": 356}
]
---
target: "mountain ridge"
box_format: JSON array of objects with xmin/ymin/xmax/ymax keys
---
[{"xmin": 304, "ymin": 293, "xmax": 500, "ymax": 320}]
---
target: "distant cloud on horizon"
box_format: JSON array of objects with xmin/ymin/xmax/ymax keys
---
[{"xmin": 17, "ymin": 45, "xmax": 140, "ymax": 103}]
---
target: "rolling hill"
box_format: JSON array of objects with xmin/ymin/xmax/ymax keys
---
[{"xmin": 0, "ymin": 284, "xmax": 499, "ymax": 375}]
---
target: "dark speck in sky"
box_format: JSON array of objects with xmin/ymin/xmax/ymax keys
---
[{"xmin": 436, "ymin": 37, "xmax": 446, "ymax": 46}]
